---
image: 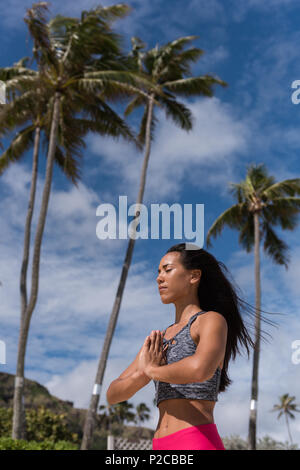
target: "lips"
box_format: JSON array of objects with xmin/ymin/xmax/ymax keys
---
[{"xmin": 159, "ymin": 286, "xmax": 168, "ymax": 291}]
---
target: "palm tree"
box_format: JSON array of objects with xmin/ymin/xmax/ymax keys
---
[
  {"xmin": 271, "ymin": 394, "xmax": 300, "ymax": 445},
  {"xmin": 206, "ymin": 163, "xmax": 300, "ymax": 449},
  {"xmin": 135, "ymin": 402, "xmax": 150, "ymax": 427},
  {"xmin": 112, "ymin": 401, "xmax": 136, "ymax": 427},
  {"xmin": 3, "ymin": 1, "xmax": 155, "ymax": 440},
  {"xmin": 81, "ymin": 34, "xmax": 227, "ymax": 449},
  {"xmin": 99, "ymin": 403, "xmax": 114, "ymax": 432},
  {"xmin": 99, "ymin": 401, "xmax": 137, "ymax": 433}
]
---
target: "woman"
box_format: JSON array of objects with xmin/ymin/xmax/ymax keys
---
[{"xmin": 106, "ymin": 243, "xmax": 263, "ymax": 450}]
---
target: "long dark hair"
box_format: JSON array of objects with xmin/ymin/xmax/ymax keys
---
[{"xmin": 166, "ymin": 243, "xmax": 278, "ymax": 393}]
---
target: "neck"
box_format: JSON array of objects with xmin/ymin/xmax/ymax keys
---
[{"xmin": 174, "ymin": 294, "xmax": 202, "ymax": 324}]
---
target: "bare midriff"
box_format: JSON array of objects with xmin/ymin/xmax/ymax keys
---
[{"xmin": 153, "ymin": 398, "xmax": 216, "ymax": 439}]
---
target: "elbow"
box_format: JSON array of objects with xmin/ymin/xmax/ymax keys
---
[
  {"xmin": 193, "ymin": 361, "xmax": 215, "ymax": 383},
  {"xmin": 106, "ymin": 391, "xmax": 119, "ymax": 406},
  {"xmin": 106, "ymin": 383, "xmax": 117, "ymax": 406},
  {"xmin": 106, "ymin": 394, "xmax": 113, "ymax": 406},
  {"xmin": 106, "ymin": 379, "xmax": 126, "ymax": 405},
  {"xmin": 106, "ymin": 389, "xmax": 113, "ymax": 406}
]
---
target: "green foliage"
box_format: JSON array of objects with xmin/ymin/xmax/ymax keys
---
[
  {"xmin": 0, "ymin": 437, "xmax": 78, "ymax": 450},
  {"xmin": 221, "ymin": 434, "xmax": 248, "ymax": 450},
  {"xmin": 0, "ymin": 407, "xmax": 13, "ymax": 436},
  {"xmin": 99, "ymin": 400, "xmax": 151, "ymax": 431},
  {"xmin": 257, "ymin": 435, "xmax": 299, "ymax": 450},
  {"xmin": 25, "ymin": 406, "xmax": 79, "ymax": 443},
  {"xmin": 222, "ymin": 434, "xmax": 299, "ymax": 450},
  {"xmin": 0, "ymin": 406, "xmax": 79, "ymax": 444}
]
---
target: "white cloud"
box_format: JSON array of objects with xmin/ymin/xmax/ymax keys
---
[{"xmin": 88, "ymin": 96, "xmax": 250, "ymax": 202}]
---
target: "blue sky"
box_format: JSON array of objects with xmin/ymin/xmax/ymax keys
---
[{"xmin": 1, "ymin": 0, "xmax": 300, "ymax": 447}]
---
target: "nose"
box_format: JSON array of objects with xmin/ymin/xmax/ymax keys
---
[{"xmin": 156, "ymin": 272, "xmax": 165, "ymax": 284}]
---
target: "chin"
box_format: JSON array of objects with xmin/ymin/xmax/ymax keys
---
[{"xmin": 160, "ymin": 294, "xmax": 174, "ymax": 304}]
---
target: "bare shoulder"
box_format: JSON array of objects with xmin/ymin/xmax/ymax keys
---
[{"xmin": 193, "ymin": 310, "xmax": 228, "ymax": 337}]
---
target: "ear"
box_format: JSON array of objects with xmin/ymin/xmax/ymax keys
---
[{"xmin": 190, "ymin": 269, "xmax": 201, "ymax": 285}]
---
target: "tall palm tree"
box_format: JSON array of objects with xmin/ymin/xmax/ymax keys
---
[
  {"xmin": 206, "ymin": 163, "xmax": 300, "ymax": 450},
  {"xmin": 4, "ymin": 1, "xmax": 155, "ymax": 440},
  {"xmin": 271, "ymin": 394, "xmax": 300, "ymax": 445},
  {"xmin": 81, "ymin": 34, "xmax": 227, "ymax": 449},
  {"xmin": 0, "ymin": 58, "xmax": 91, "ymax": 359}
]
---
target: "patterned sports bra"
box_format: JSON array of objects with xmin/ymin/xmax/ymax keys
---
[{"xmin": 153, "ymin": 310, "xmax": 222, "ymax": 407}]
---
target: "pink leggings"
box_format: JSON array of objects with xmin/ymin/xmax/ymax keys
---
[{"xmin": 152, "ymin": 423, "xmax": 226, "ymax": 450}]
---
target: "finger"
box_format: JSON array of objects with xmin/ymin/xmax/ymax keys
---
[
  {"xmin": 150, "ymin": 330, "xmax": 156, "ymax": 352},
  {"xmin": 155, "ymin": 330, "xmax": 161, "ymax": 354},
  {"xmin": 148, "ymin": 331, "xmax": 153, "ymax": 351}
]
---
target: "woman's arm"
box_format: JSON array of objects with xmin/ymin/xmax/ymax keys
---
[
  {"xmin": 106, "ymin": 344, "xmax": 151, "ymax": 405},
  {"xmin": 145, "ymin": 312, "xmax": 228, "ymax": 383},
  {"xmin": 145, "ymin": 355, "xmax": 201, "ymax": 383},
  {"xmin": 106, "ymin": 370, "xmax": 151, "ymax": 405}
]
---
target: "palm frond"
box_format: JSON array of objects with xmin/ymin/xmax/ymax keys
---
[
  {"xmin": 0, "ymin": 64, "xmax": 37, "ymax": 82},
  {"xmin": 124, "ymin": 94, "xmax": 146, "ymax": 116},
  {"xmin": 157, "ymin": 95, "xmax": 193, "ymax": 130},
  {"xmin": 206, "ymin": 203, "xmax": 246, "ymax": 248},
  {"xmin": 89, "ymin": 3, "xmax": 132, "ymax": 23},
  {"xmin": 82, "ymin": 70, "xmax": 162, "ymax": 95},
  {"xmin": 261, "ymin": 221, "xmax": 290, "ymax": 268},
  {"xmin": 53, "ymin": 144, "xmax": 82, "ymax": 186},
  {"xmin": 24, "ymin": 2, "xmax": 59, "ymax": 71},
  {"xmin": 164, "ymin": 75, "xmax": 227, "ymax": 97},
  {"xmin": 262, "ymin": 197, "xmax": 300, "ymax": 231},
  {"xmin": 228, "ymin": 182, "xmax": 247, "ymax": 203},
  {"xmin": 0, "ymin": 125, "xmax": 35, "ymax": 175},
  {"xmin": 0, "ymin": 87, "xmax": 45, "ymax": 133},
  {"xmin": 238, "ymin": 214, "xmax": 255, "ymax": 252},
  {"xmin": 263, "ymin": 178, "xmax": 300, "ymax": 199}
]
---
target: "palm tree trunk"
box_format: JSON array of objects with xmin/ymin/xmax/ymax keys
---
[
  {"xmin": 285, "ymin": 413, "xmax": 293, "ymax": 445},
  {"xmin": 12, "ymin": 93, "xmax": 61, "ymax": 439},
  {"xmin": 20, "ymin": 126, "xmax": 41, "ymax": 313},
  {"xmin": 81, "ymin": 92, "xmax": 155, "ymax": 450},
  {"xmin": 12, "ymin": 126, "xmax": 41, "ymax": 440},
  {"xmin": 247, "ymin": 210, "xmax": 261, "ymax": 450}
]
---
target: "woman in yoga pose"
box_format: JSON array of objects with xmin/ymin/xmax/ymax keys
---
[{"xmin": 106, "ymin": 243, "xmax": 258, "ymax": 450}]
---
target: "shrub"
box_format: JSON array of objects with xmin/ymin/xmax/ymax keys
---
[
  {"xmin": 0, "ymin": 406, "xmax": 79, "ymax": 444},
  {"xmin": 0, "ymin": 437, "xmax": 78, "ymax": 450}
]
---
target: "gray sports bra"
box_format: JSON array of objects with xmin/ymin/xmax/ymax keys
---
[{"xmin": 154, "ymin": 310, "xmax": 222, "ymax": 407}]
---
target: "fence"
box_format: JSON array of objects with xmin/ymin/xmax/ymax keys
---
[{"xmin": 107, "ymin": 434, "xmax": 152, "ymax": 450}]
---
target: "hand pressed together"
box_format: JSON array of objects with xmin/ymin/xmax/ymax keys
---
[{"xmin": 137, "ymin": 330, "xmax": 167, "ymax": 377}]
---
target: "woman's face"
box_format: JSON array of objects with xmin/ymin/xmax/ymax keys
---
[{"xmin": 156, "ymin": 251, "xmax": 200, "ymax": 304}]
